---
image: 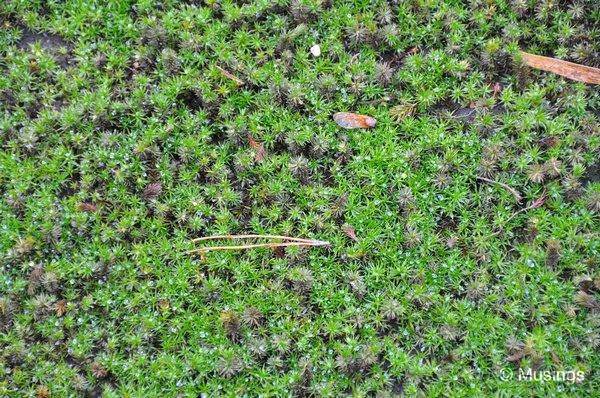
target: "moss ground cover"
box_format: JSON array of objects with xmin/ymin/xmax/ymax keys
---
[{"xmin": 0, "ymin": 1, "xmax": 599, "ymax": 396}]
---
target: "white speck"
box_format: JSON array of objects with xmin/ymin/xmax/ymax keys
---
[{"xmin": 310, "ymin": 44, "xmax": 321, "ymax": 57}]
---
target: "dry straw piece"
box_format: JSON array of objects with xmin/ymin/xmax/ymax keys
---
[
  {"xmin": 187, "ymin": 234, "xmax": 330, "ymax": 254},
  {"xmin": 216, "ymin": 65, "xmax": 245, "ymax": 85},
  {"xmin": 476, "ymin": 176, "xmax": 522, "ymax": 203}
]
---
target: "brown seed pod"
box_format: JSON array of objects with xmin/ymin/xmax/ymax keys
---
[{"xmin": 333, "ymin": 112, "xmax": 376, "ymax": 129}]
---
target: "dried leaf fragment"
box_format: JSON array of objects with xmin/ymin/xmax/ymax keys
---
[
  {"xmin": 333, "ymin": 112, "xmax": 376, "ymax": 129},
  {"xmin": 55, "ymin": 299, "xmax": 67, "ymax": 317},
  {"xmin": 247, "ymin": 132, "xmax": 265, "ymax": 162},
  {"xmin": 342, "ymin": 224, "xmax": 359, "ymax": 242},
  {"xmin": 143, "ymin": 182, "xmax": 162, "ymax": 200},
  {"xmin": 506, "ymin": 351, "xmax": 526, "ymax": 362},
  {"xmin": 28, "ymin": 264, "xmax": 43, "ymax": 295},
  {"xmin": 77, "ymin": 202, "xmax": 98, "ymax": 212},
  {"xmin": 520, "ymin": 51, "xmax": 600, "ymax": 84}
]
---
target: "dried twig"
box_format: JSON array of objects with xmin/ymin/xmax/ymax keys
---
[
  {"xmin": 520, "ymin": 51, "xmax": 600, "ymax": 84},
  {"xmin": 216, "ymin": 65, "xmax": 244, "ymax": 85},
  {"xmin": 349, "ymin": 53, "xmax": 360, "ymax": 65},
  {"xmin": 191, "ymin": 234, "xmax": 321, "ymax": 243},
  {"xmin": 507, "ymin": 188, "xmax": 547, "ymax": 219},
  {"xmin": 476, "ymin": 176, "xmax": 522, "ymax": 203},
  {"xmin": 485, "ymin": 189, "xmax": 547, "ymax": 239},
  {"xmin": 186, "ymin": 241, "xmax": 329, "ymax": 254},
  {"xmin": 187, "ymin": 234, "xmax": 330, "ymax": 255}
]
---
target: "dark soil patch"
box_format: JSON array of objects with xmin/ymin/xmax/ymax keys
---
[
  {"xmin": 176, "ymin": 88, "xmax": 204, "ymax": 111},
  {"xmin": 581, "ymin": 161, "xmax": 600, "ymax": 186},
  {"xmin": 17, "ymin": 27, "xmax": 73, "ymax": 68},
  {"xmin": 53, "ymin": 97, "xmax": 68, "ymax": 111}
]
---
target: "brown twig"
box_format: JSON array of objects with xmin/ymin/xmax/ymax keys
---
[
  {"xmin": 485, "ymin": 189, "xmax": 547, "ymax": 239},
  {"xmin": 216, "ymin": 65, "xmax": 244, "ymax": 85},
  {"xmin": 476, "ymin": 176, "xmax": 522, "ymax": 203},
  {"xmin": 187, "ymin": 234, "xmax": 330, "ymax": 255},
  {"xmin": 505, "ymin": 188, "xmax": 547, "ymax": 221}
]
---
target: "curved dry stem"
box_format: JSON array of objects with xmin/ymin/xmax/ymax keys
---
[
  {"xmin": 476, "ymin": 176, "xmax": 522, "ymax": 203},
  {"xmin": 191, "ymin": 234, "xmax": 321, "ymax": 243},
  {"xmin": 186, "ymin": 240, "xmax": 330, "ymax": 254}
]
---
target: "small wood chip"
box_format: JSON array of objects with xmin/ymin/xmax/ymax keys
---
[{"xmin": 520, "ymin": 51, "xmax": 600, "ymax": 84}]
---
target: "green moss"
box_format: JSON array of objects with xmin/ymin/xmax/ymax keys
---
[{"xmin": 0, "ymin": 0, "xmax": 599, "ymax": 396}]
